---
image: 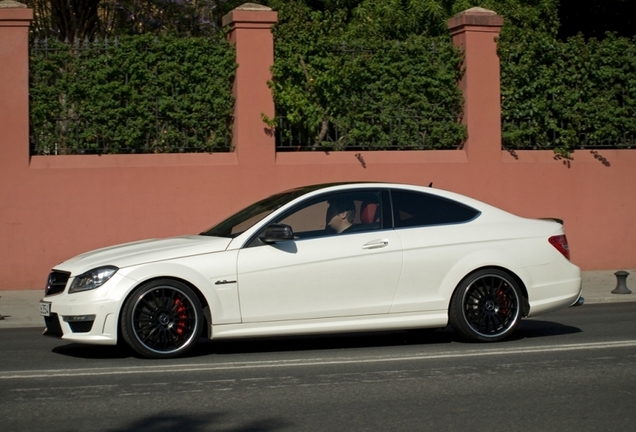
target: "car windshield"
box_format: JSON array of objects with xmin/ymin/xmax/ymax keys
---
[{"xmin": 200, "ymin": 188, "xmax": 311, "ymax": 238}]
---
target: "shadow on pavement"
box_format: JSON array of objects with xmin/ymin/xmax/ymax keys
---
[
  {"xmin": 193, "ymin": 327, "xmax": 456, "ymax": 357},
  {"xmin": 50, "ymin": 319, "xmax": 581, "ymax": 360},
  {"xmin": 105, "ymin": 413, "xmax": 291, "ymax": 432},
  {"xmin": 513, "ymin": 318, "xmax": 582, "ymax": 339},
  {"xmin": 52, "ymin": 343, "xmax": 133, "ymax": 359}
]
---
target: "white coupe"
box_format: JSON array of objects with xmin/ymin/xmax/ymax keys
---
[{"xmin": 40, "ymin": 183, "xmax": 582, "ymax": 358}]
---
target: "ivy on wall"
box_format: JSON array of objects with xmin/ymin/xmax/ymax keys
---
[
  {"xmin": 500, "ymin": 32, "xmax": 636, "ymax": 154},
  {"xmin": 493, "ymin": 0, "xmax": 636, "ymax": 154},
  {"xmin": 267, "ymin": 1, "xmax": 467, "ymax": 151},
  {"xmin": 29, "ymin": 34, "xmax": 236, "ymax": 155},
  {"xmin": 27, "ymin": 1, "xmax": 636, "ymax": 155},
  {"xmin": 269, "ymin": 0, "xmax": 636, "ymax": 153}
]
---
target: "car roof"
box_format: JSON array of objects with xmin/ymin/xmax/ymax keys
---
[{"xmin": 287, "ymin": 182, "xmax": 482, "ymax": 206}]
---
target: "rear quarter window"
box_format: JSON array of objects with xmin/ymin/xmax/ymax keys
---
[{"xmin": 391, "ymin": 190, "xmax": 480, "ymax": 228}]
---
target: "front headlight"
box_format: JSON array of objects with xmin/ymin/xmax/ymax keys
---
[{"xmin": 69, "ymin": 266, "xmax": 118, "ymax": 293}]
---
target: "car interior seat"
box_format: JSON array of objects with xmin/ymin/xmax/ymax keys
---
[{"xmin": 360, "ymin": 201, "xmax": 380, "ymax": 225}]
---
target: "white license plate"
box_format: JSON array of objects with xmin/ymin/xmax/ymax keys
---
[{"xmin": 39, "ymin": 301, "xmax": 51, "ymax": 317}]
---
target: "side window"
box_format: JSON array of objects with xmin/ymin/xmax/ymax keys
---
[
  {"xmin": 276, "ymin": 190, "xmax": 383, "ymax": 239},
  {"xmin": 278, "ymin": 200, "xmax": 329, "ymax": 237},
  {"xmin": 391, "ymin": 190, "xmax": 479, "ymax": 228}
]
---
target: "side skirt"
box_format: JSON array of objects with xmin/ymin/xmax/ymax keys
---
[{"xmin": 209, "ymin": 310, "xmax": 449, "ymax": 339}]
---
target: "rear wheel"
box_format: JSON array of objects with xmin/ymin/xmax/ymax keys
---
[
  {"xmin": 121, "ymin": 279, "xmax": 203, "ymax": 358},
  {"xmin": 449, "ymin": 269, "xmax": 522, "ymax": 342}
]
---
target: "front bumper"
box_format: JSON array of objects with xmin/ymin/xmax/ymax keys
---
[
  {"xmin": 41, "ymin": 297, "xmax": 121, "ymax": 345},
  {"xmin": 40, "ymin": 272, "xmax": 137, "ymax": 346}
]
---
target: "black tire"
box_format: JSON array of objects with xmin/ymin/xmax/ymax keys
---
[
  {"xmin": 449, "ymin": 269, "xmax": 522, "ymax": 342},
  {"xmin": 121, "ymin": 279, "xmax": 204, "ymax": 359}
]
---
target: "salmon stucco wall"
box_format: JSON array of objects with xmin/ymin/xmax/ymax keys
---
[{"xmin": 1, "ymin": 4, "xmax": 635, "ymax": 290}]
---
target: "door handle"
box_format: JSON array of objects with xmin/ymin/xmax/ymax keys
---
[{"xmin": 362, "ymin": 239, "xmax": 389, "ymax": 250}]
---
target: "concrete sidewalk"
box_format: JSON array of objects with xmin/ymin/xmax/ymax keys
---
[{"xmin": 0, "ymin": 270, "xmax": 635, "ymax": 329}]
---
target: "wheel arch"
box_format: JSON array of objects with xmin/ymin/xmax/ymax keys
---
[
  {"xmin": 117, "ymin": 275, "xmax": 213, "ymax": 342},
  {"xmin": 436, "ymin": 248, "xmax": 532, "ymax": 317}
]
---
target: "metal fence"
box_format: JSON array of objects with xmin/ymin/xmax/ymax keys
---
[
  {"xmin": 30, "ymin": 117, "xmax": 232, "ymax": 155},
  {"xmin": 502, "ymin": 119, "xmax": 636, "ymax": 150},
  {"xmin": 275, "ymin": 114, "xmax": 464, "ymax": 151}
]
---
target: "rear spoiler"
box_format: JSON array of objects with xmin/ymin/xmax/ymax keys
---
[{"xmin": 539, "ymin": 217, "xmax": 564, "ymax": 225}]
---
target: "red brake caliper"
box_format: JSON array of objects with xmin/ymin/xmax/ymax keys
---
[
  {"xmin": 174, "ymin": 298, "xmax": 187, "ymax": 335},
  {"xmin": 497, "ymin": 289, "xmax": 508, "ymax": 315}
]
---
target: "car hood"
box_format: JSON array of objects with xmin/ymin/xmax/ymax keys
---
[{"xmin": 55, "ymin": 236, "xmax": 232, "ymax": 275}]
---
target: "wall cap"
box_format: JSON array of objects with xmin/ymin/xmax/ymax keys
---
[
  {"xmin": 0, "ymin": 1, "xmax": 27, "ymax": 8},
  {"xmin": 447, "ymin": 7, "xmax": 504, "ymax": 32},
  {"xmin": 235, "ymin": 3, "xmax": 272, "ymax": 11},
  {"xmin": 222, "ymin": 3, "xmax": 277, "ymax": 28},
  {"xmin": 460, "ymin": 6, "xmax": 498, "ymax": 15}
]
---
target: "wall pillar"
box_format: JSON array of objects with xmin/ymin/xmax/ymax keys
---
[
  {"xmin": 0, "ymin": 1, "xmax": 32, "ymax": 170},
  {"xmin": 448, "ymin": 7, "xmax": 504, "ymax": 164},
  {"xmin": 222, "ymin": 3, "xmax": 278, "ymax": 166}
]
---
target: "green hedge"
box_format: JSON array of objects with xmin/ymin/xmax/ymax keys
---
[
  {"xmin": 30, "ymin": 34, "xmax": 236, "ymax": 155},
  {"xmin": 269, "ymin": 3, "xmax": 466, "ymax": 151},
  {"xmin": 500, "ymin": 27, "xmax": 636, "ymax": 153},
  {"xmin": 269, "ymin": 0, "xmax": 636, "ymax": 153},
  {"xmin": 30, "ymin": 1, "xmax": 636, "ymax": 156}
]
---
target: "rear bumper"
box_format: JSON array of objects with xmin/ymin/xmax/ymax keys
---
[{"xmin": 526, "ymin": 260, "xmax": 582, "ymax": 317}]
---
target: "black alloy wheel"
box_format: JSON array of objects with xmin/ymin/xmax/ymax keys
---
[
  {"xmin": 449, "ymin": 269, "xmax": 522, "ymax": 342},
  {"xmin": 121, "ymin": 279, "xmax": 204, "ymax": 359}
]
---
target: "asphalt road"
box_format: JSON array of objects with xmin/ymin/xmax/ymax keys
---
[{"xmin": 1, "ymin": 303, "xmax": 636, "ymax": 432}]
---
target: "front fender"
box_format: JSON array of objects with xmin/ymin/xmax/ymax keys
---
[{"xmin": 118, "ymin": 250, "xmax": 240, "ymax": 325}]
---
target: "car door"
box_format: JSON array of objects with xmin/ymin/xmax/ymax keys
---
[
  {"xmin": 388, "ymin": 188, "xmax": 482, "ymax": 313},
  {"xmin": 236, "ymin": 189, "xmax": 403, "ymax": 323}
]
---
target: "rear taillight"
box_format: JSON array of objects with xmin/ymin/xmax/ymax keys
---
[{"xmin": 549, "ymin": 235, "xmax": 570, "ymax": 260}]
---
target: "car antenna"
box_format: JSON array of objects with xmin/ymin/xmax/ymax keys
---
[{"xmin": 428, "ymin": 182, "xmax": 433, "ymax": 187}]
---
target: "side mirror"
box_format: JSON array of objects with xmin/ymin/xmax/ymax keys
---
[{"xmin": 259, "ymin": 223, "xmax": 294, "ymax": 244}]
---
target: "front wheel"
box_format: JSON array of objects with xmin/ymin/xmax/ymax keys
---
[
  {"xmin": 121, "ymin": 279, "xmax": 204, "ymax": 359},
  {"xmin": 449, "ymin": 269, "xmax": 522, "ymax": 342}
]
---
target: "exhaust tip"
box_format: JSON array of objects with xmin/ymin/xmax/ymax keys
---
[{"xmin": 571, "ymin": 296, "xmax": 585, "ymax": 307}]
